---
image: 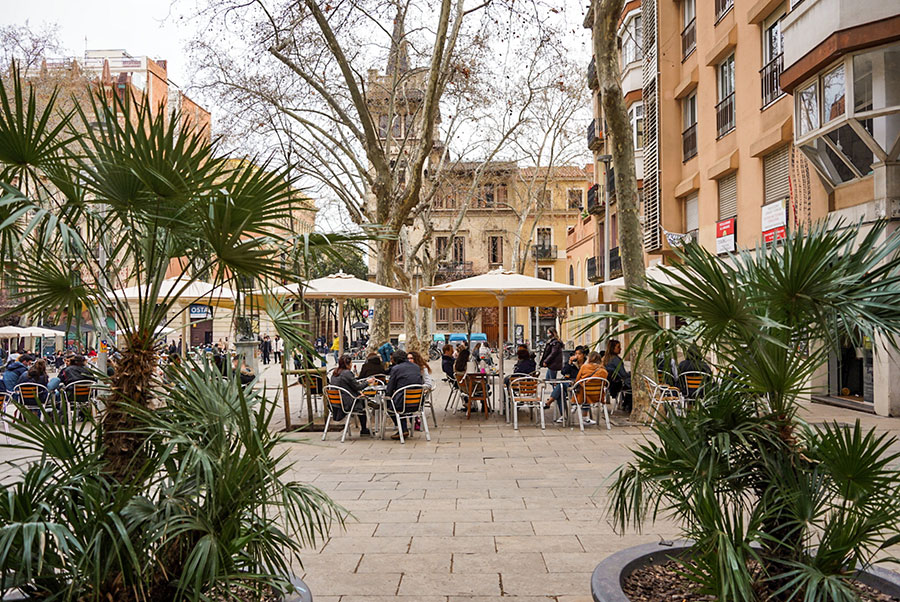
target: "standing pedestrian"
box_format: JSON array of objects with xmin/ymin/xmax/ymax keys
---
[
  {"xmin": 259, "ymin": 335, "xmax": 272, "ymax": 365},
  {"xmin": 539, "ymin": 327, "xmax": 564, "ymax": 380},
  {"xmin": 273, "ymin": 335, "xmax": 283, "ymax": 364}
]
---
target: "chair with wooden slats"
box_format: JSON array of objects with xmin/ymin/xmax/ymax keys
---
[
  {"xmin": 508, "ymin": 376, "xmax": 546, "ymax": 430},
  {"xmin": 679, "ymin": 371, "xmax": 710, "ymax": 402},
  {"xmin": 385, "ymin": 384, "xmax": 429, "ymax": 444},
  {"xmin": 13, "ymin": 383, "xmax": 52, "ymax": 422},
  {"xmin": 460, "ymin": 374, "xmax": 490, "ymax": 419},
  {"xmin": 322, "ymin": 385, "xmax": 370, "ymax": 443},
  {"xmin": 568, "ymin": 376, "xmax": 611, "ymax": 431},
  {"xmin": 63, "ymin": 380, "xmax": 95, "ymax": 424},
  {"xmin": 642, "ymin": 374, "xmax": 685, "ymax": 424}
]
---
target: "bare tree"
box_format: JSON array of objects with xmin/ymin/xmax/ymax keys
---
[
  {"xmin": 0, "ymin": 22, "xmax": 63, "ymax": 73},
  {"xmin": 592, "ymin": 0, "xmax": 651, "ymax": 420}
]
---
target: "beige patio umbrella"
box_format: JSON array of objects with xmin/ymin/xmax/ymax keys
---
[
  {"xmin": 111, "ymin": 278, "xmax": 237, "ymax": 307},
  {"xmin": 587, "ymin": 265, "xmax": 683, "ymax": 305},
  {"xmin": 257, "ymin": 271, "xmax": 410, "ymax": 356},
  {"xmin": 417, "ymin": 269, "xmax": 588, "ymax": 410}
]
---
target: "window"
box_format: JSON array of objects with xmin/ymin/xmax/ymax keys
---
[
  {"xmin": 536, "ymin": 227, "xmax": 552, "ymax": 248},
  {"xmin": 622, "ymin": 15, "xmax": 643, "ymax": 65},
  {"xmin": 531, "ymin": 189, "xmax": 552, "ymax": 206},
  {"xmin": 717, "ymin": 55, "xmax": 736, "ymax": 137},
  {"xmin": 452, "ymin": 236, "xmax": 465, "ymax": 263},
  {"xmin": 797, "ymin": 82, "xmax": 819, "ymax": 136},
  {"xmin": 537, "ymin": 267, "xmax": 552, "ymax": 281},
  {"xmin": 822, "ymin": 64, "xmax": 846, "ymax": 123},
  {"xmin": 569, "ymin": 265, "xmax": 575, "ymax": 286},
  {"xmin": 496, "ymin": 184, "xmax": 508, "ymax": 205},
  {"xmin": 761, "ymin": 11, "xmax": 785, "ymax": 107},
  {"xmin": 568, "ymin": 188, "xmax": 583, "ymax": 210},
  {"xmin": 685, "ymin": 193, "xmax": 699, "ymax": 233},
  {"xmin": 435, "ymin": 236, "xmax": 449, "ymax": 258},
  {"xmin": 436, "ymin": 308, "xmax": 449, "ymax": 323},
  {"xmin": 682, "ymin": 93, "xmax": 698, "ymax": 160},
  {"xmin": 629, "ymin": 103, "xmax": 644, "ymax": 149},
  {"xmin": 454, "ymin": 308, "xmax": 466, "ymax": 322},
  {"xmin": 763, "ymin": 146, "xmax": 791, "ymax": 206},
  {"xmin": 378, "ymin": 114, "xmax": 388, "ymax": 138},
  {"xmin": 682, "ymin": 0, "xmax": 696, "ymax": 59},
  {"xmin": 488, "ymin": 236, "xmax": 503, "ymax": 265},
  {"xmin": 715, "ymin": 0, "xmax": 733, "ymax": 21},
  {"xmin": 718, "ymin": 173, "xmax": 738, "ymax": 220}
]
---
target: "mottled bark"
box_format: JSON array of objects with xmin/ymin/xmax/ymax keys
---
[{"xmin": 593, "ymin": 0, "xmax": 652, "ymax": 421}]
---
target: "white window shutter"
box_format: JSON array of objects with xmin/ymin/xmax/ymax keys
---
[
  {"xmin": 685, "ymin": 193, "xmax": 699, "ymax": 231},
  {"xmin": 718, "ymin": 173, "xmax": 738, "ymax": 220},
  {"xmin": 764, "ymin": 145, "xmax": 791, "ymax": 205}
]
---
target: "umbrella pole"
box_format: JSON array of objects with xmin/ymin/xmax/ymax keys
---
[
  {"xmin": 337, "ymin": 300, "xmax": 344, "ymax": 358},
  {"xmin": 497, "ymin": 294, "xmax": 506, "ymax": 424}
]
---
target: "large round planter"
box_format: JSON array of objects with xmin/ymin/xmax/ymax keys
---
[
  {"xmin": 2, "ymin": 575, "xmax": 312, "ymax": 601},
  {"xmin": 591, "ymin": 540, "xmax": 900, "ymax": 602}
]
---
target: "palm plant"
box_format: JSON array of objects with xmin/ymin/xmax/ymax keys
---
[
  {"xmin": 602, "ymin": 221, "xmax": 900, "ymax": 601},
  {"xmin": 0, "ymin": 68, "xmax": 356, "ymax": 598}
]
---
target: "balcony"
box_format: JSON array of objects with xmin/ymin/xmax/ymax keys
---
[
  {"xmin": 681, "ymin": 18, "xmax": 696, "ymax": 60},
  {"xmin": 587, "ymin": 118, "xmax": 603, "ymax": 150},
  {"xmin": 609, "ymin": 247, "xmax": 623, "ymax": 279},
  {"xmin": 606, "ymin": 166, "xmax": 616, "ymax": 201},
  {"xmin": 437, "ymin": 260, "xmax": 474, "ymax": 276},
  {"xmin": 586, "ymin": 184, "xmax": 601, "ymax": 215},
  {"xmin": 760, "ymin": 53, "xmax": 784, "ymax": 108},
  {"xmin": 531, "ymin": 245, "xmax": 558, "ymax": 261},
  {"xmin": 716, "ymin": 93, "xmax": 735, "ymax": 138},
  {"xmin": 587, "ymin": 256, "xmax": 602, "ymax": 283},
  {"xmin": 682, "ymin": 123, "xmax": 697, "ymax": 161},
  {"xmin": 587, "ymin": 57, "xmax": 598, "ymax": 89}
]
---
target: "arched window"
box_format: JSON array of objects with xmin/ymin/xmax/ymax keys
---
[{"xmin": 569, "ymin": 265, "xmax": 575, "ymax": 286}]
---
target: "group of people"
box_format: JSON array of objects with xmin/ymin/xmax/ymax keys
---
[
  {"xmin": 328, "ymin": 348, "xmax": 434, "ymax": 440},
  {"xmin": 258, "ymin": 334, "xmax": 283, "ymax": 365},
  {"xmin": 0, "ymin": 351, "xmax": 98, "ymax": 413}
]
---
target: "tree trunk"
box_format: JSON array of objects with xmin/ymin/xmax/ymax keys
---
[
  {"xmin": 371, "ymin": 237, "xmax": 397, "ymax": 350},
  {"xmin": 593, "ymin": 0, "xmax": 652, "ymax": 422}
]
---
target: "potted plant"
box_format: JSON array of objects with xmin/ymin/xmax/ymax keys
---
[
  {"xmin": 0, "ymin": 67, "xmax": 356, "ymax": 600},
  {"xmin": 592, "ymin": 222, "xmax": 900, "ymax": 601}
]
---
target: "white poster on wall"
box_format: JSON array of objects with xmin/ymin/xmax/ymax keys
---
[{"xmin": 761, "ymin": 199, "xmax": 787, "ymax": 232}]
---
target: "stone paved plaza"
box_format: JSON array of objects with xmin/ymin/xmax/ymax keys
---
[{"xmin": 2, "ymin": 362, "xmax": 899, "ymax": 601}]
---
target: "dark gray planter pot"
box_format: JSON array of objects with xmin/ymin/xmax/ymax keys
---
[
  {"xmin": 3, "ymin": 575, "xmax": 312, "ymax": 601},
  {"xmin": 591, "ymin": 540, "xmax": 900, "ymax": 602}
]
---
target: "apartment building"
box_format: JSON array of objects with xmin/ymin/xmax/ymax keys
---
[
  {"xmin": 580, "ymin": 0, "xmax": 900, "ymax": 415},
  {"xmin": 780, "ymin": 0, "xmax": 900, "ymax": 416}
]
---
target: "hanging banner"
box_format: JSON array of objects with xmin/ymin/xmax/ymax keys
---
[
  {"xmin": 716, "ymin": 218, "xmax": 736, "ymax": 254},
  {"xmin": 763, "ymin": 226, "xmax": 787, "ymax": 244}
]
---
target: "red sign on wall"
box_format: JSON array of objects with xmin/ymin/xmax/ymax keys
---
[
  {"xmin": 716, "ymin": 218, "xmax": 736, "ymax": 254},
  {"xmin": 763, "ymin": 226, "xmax": 786, "ymax": 244}
]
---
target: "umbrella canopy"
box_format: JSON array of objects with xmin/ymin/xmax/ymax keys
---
[
  {"xmin": 470, "ymin": 333, "xmax": 488, "ymax": 342},
  {"xmin": 448, "ymin": 333, "xmax": 468, "ymax": 342},
  {"xmin": 20, "ymin": 327, "xmax": 65, "ymax": 338},
  {"xmin": 111, "ymin": 278, "xmax": 237, "ymax": 306},
  {"xmin": 417, "ymin": 269, "xmax": 588, "ymax": 309},
  {"xmin": 304, "ymin": 271, "xmax": 410, "ymax": 300},
  {"xmin": 350, "ymin": 321, "xmax": 368, "ymax": 330},
  {"xmin": 588, "ymin": 265, "xmax": 682, "ymax": 304},
  {"xmin": 0, "ymin": 326, "xmax": 27, "ymax": 337}
]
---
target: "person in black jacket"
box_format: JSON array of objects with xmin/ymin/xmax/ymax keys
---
[
  {"xmin": 17, "ymin": 358, "xmax": 50, "ymax": 411},
  {"xmin": 384, "ymin": 349, "xmax": 423, "ymax": 439},
  {"xmin": 259, "ymin": 335, "xmax": 272, "ymax": 365},
  {"xmin": 358, "ymin": 353, "xmax": 386, "ymax": 380},
  {"xmin": 539, "ymin": 328, "xmax": 564, "ymax": 379},
  {"xmin": 453, "ymin": 342, "xmax": 469, "ymax": 381},
  {"xmin": 677, "ymin": 345, "xmax": 712, "ymax": 398},
  {"xmin": 441, "ymin": 344, "xmax": 455, "ymax": 381},
  {"xmin": 505, "ymin": 346, "xmax": 538, "ymax": 388},
  {"xmin": 603, "ymin": 339, "xmax": 633, "ymax": 412},
  {"xmin": 329, "ymin": 355, "xmax": 369, "ymax": 435}
]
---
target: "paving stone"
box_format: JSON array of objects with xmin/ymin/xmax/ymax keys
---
[{"xmin": 398, "ymin": 573, "xmax": 502, "ymax": 596}]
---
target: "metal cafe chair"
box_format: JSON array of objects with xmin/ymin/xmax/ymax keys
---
[
  {"xmin": 62, "ymin": 380, "xmax": 96, "ymax": 424},
  {"xmin": 642, "ymin": 374, "xmax": 685, "ymax": 424},
  {"xmin": 322, "ymin": 385, "xmax": 370, "ymax": 443},
  {"xmin": 13, "ymin": 383, "xmax": 52, "ymax": 422},
  {"xmin": 568, "ymin": 376, "xmax": 611, "ymax": 431},
  {"xmin": 508, "ymin": 375, "xmax": 547, "ymax": 430},
  {"xmin": 384, "ymin": 384, "xmax": 429, "ymax": 444}
]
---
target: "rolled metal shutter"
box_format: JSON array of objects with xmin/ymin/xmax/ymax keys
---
[
  {"xmin": 764, "ymin": 145, "xmax": 791, "ymax": 205},
  {"xmin": 685, "ymin": 192, "xmax": 699, "ymax": 232},
  {"xmin": 718, "ymin": 173, "xmax": 737, "ymax": 220}
]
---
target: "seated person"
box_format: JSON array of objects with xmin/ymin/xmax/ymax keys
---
[
  {"xmin": 2, "ymin": 354, "xmax": 33, "ymax": 394},
  {"xmin": 548, "ymin": 346, "xmax": 586, "ymax": 421},
  {"xmin": 453, "ymin": 342, "xmax": 469, "ymax": 382},
  {"xmin": 572, "ymin": 351, "xmax": 609, "ymax": 425},
  {"xmin": 384, "ymin": 349, "xmax": 423, "ymax": 440},
  {"xmin": 329, "ymin": 354, "xmax": 370, "ymax": 435},
  {"xmin": 441, "ymin": 344, "xmax": 455, "ymax": 381},
  {"xmin": 358, "ymin": 352, "xmax": 386, "ymax": 380},
  {"xmin": 677, "ymin": 345, "xmax": 712, "ymax": 398},
  {"xmin": 17, "ymin": 358, "xmax": 50, "ymax": 412},
  {"xmin": 505, "ymin": 347, "xmax": 538, "ymax": 387},
  {"xmin": 604, "ymin": 339, "xmax": 632, "ymax": 412}
]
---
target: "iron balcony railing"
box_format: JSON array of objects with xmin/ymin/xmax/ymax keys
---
[
  {"xmin": 609, "ymin": 247, "xmax": 623, "ymax": 279},
  {"xmin": 587, "ymin": 118, "xmax": 603, "ymax": 150},
  {"xmin": 681, "ymin": 18, "xmax": 696, "ymax": 60},
  {"xmin": 587, "ymin": 256, "xmax": 602, "ymax": 283},
  {"xmin": 587, "ymin": 184, "xmax": 602, "ymax": 215},
  {"xmin": 437, "ymin": 260, "xmax": 473, "ymax": 274},
  {"xmin": 682, "ymin": 123, "xmax": 697, "ymax": 161},
  {"xmin": 606, "ymin": 166, "xmax": 616, "ymax": 200},
  {"xmin": 716, "ymin": 92, "xmax": 735, "ymax": 138},
  {"xmin": 531, "ymin": 245, "xmax": 558, "ymax": 261},
  {"xmin": 760, "ymin": 53, "xmax": 784, "ymax": 108},
  {"xmin": 587, "ymin": 57, "xmax": 598, "ymax": 89}
]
